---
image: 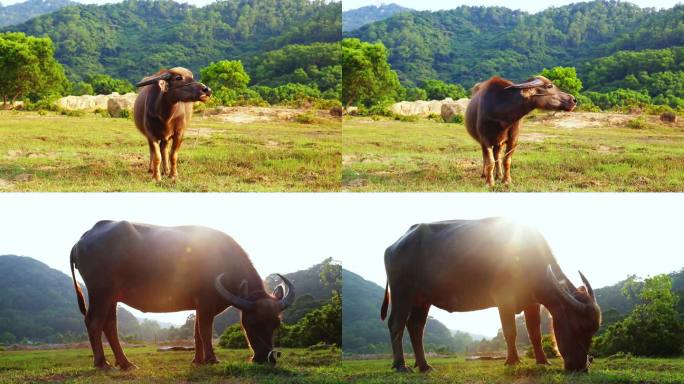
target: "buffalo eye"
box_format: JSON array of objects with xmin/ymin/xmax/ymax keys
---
[
  {"xmin": 546, "ymin": 84, "xmax": 553, "ymax": 89},
  {"xmin": 175, "ymin": 75, "xmax": 183, "ymax": 81}
]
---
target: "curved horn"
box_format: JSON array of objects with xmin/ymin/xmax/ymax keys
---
[
  {"xmin": 275, "ymin": 274, "xmax": 295, "ymax": 310},
  {"xmin": 214, "ymin": 273, "xmax": 255, "ymax": 311},
  {"xmin": 135, "ymin": 72, "xmax": 172, "ymax": 88},
  {"xmin": 547, "ymin": 265, "xmax": 590, "ymax": 312},
  {"xmin": 505, "ymin": 77, "xmax": 545, "ymax": 90},
  {"xmin": 578, "ymin": 270, "xmax": 595, "ymax": 300}
]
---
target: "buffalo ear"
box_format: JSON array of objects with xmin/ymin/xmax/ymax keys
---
[
  {"xmin": 135, "ymin": 72, "xmax": 172, "ymax": 88},
  {"xmin": 520, "ymin": 88, "xmax": 537, "ymax": 98},
  {"xmin": 273, "ymin": 285, "xmax": 285, "ymax": 300},
  {"xmin": 238, "ymin": 280, "xmax": 249, "ymax": 297}
]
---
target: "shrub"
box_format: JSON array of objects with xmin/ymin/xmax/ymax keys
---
[
  {"xmin": 525, "ymin": 334, "xmax": 558, "ymax": 359},
  {"xmin": 393, "ymin": 114, "xmax": 419, "ymax": 122},
  {"xmin": 626, "ymin": 116, "xmax": 648, "ymax": 129},
  {"xmin": 294, "ymin": 111, "xmax": 320, "ymax": 124},
  {"xmin": 218, "ymin": 324, "xmax": 247, "ymax": 349}
]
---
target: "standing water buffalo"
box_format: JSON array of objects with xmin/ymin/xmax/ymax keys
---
[
  {"xmin": 381, "ymin": 218, "xmax": 600, "ymax": 372},
  {"xmin": 134, "ymin": 67, "xmax": 212, "ymax": 181},
  {"xmin": 465, "ymin": 76, "xmax": 577, "ymax": 186},
  {"xmin": 70, "ymin": 220, "xmax": 294, "ymax": 369}
]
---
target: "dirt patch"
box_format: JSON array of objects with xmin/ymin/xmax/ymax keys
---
[
  {"xmin": 519, "ymin": 132, "xmax": 557, "ymax": 142},
  {"xmin": 185, "ymin": 126, "xmax": 216, "ymax": 138},
  {"xmin": 597, "ymin": 144, "xmax": 620, "ymax": 154},
  {"xmin": 533, "ymin": 112, "xmax": 633, "ymax": 129},
  {"xmin": 14, "ymin": 173, "xmax": 33, "ymax": 182},
  {"xmin": 205, "ymin": 106, "xmax": 329, "ymax": 124},
  {"xmin": 0, "ymin": 178, "xmax": 14, "ymax": 190},
  {"xmin": 265, "ymin": 140, "xmax": 281, "ymax": 148}
]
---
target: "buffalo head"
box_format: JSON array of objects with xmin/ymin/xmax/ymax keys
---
[
  {"xmin": 136, "ymin": 67, "xmax": 212, "ymax": 103},
  {"xmin": 214, "ymin": 274, "xmax": 295, "ymax": 364},
  {"xmin": 546, "ymin": 266, "xmax": 601, "ymax": 372},
  {"xmin": 506, "ymin": 76, "xmax": 576, "ymax": 112}
]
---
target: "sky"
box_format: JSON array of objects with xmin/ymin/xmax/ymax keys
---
[
  {"xmin": 1, "ymin": 193, "xmax": 683, "ymax": 336},
  {"xmin": 342, "ymin": 0, "xmax": 682, "ymax": 11}
]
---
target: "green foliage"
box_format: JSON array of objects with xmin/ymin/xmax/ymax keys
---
[
  {"xmin": 219, "ymin": 324, "xmax": 248, "ymax": 349},
  {"xmin": 342, "ymin": 38, "xmax": 402, "ymax": 107},
  {"xmin": 294, "ymin": 111, "xmax": 320, "ymax": 124},
  {"xmin": 0, "ymin": 0, "xmax": 76, "ymax": 28},
  {"xmin": 279, "ymin": 292, "xmax": 341, "ymax": 348},
  {"xmin": 626, "ymin": 117, "xmax": 648, "ymax": 129},
  {"xmin": 253, "ymin": 83, "xmax": 322, "ymax": 106},
  {"xmin": 405, "ymin": 86, "xmax": 427, "ymax": 101},
  {"xmin": 200, "ymin": 60, "xmax": 250, "ymax": 91},
  {"xmin": 87, "ymin": 74, "xmax": 133, "ymax": 95},
  {"xmin": 342, "ymin": 4, "xmax": 412, "ymax": 32},
  {"xmin": 70, "ymin": 81, "xmax": 93, "ymax": 96},
  {"xmin": 584, "ymin": 89, "xmax": 653, "ymax": 111},
  {"xmin": 539, "ymin": 67, "xmax": 583, "ymax": 96},
  {"xmin": 593, "ymin": 275, "xmax": 684, "ymax": 357},
  {"xmin": 421, "ymin": 79, "xmax": 467, "ymax": 100},
  {"xmin": 525, "ymin": 334, "xmax": 558, "ymax": 359},
  {"xmin": 4, "ymin": 0, "xmax": 341, "ymax": 84},
  {"xmin": 0, "ymin": 32, "xmax": 67, "ymax": 104}
]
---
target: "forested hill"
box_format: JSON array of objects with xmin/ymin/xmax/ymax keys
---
[
  {"xmin": 0, "ymin": 255, "xmax": 84, "ymax": 343},
  {"xmin": 342, "ymin": 268, "xmax": 474, "ymax": 354},
  {"xmin": 345, "ymin": 0, "xmax": 684, "ymax": 87},
  {"xmin": 3, "ymin": 0, "xmax": 342, "ymax": 83},
  {"xmin": 342, "ymin": 4, "xmax": 412, "ymax": 32},
  {"xmin": 0, "ymin": 0, "xmax": 76, "ymax": 27}
]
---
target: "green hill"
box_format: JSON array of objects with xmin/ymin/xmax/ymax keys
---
[
  {"xmin": 3, "ymin": 0, "xmax": 341, "ymax": 83},
  {"xmin": 342, "ymin": 4, "xmax": 412, "ymax": 32},
  {"xmin": 0, "ymin": 0, "xmax": 77, "ymax": 28},
  {"xmin": 342, "ymin": 268, "xmax": 472, "ymax": 355},
  {"xmin": 345, "ymin": 1, "xmax": 684, "ymax": 90},
  {"xmin": 0, "ymin": 255, "xmax": 85, "ymax": 343}
]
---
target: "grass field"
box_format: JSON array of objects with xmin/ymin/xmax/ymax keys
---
[
  {"xmin": 0, "ymin": 346, "xmax": 341, "ymax": 383},
  {"xmin": 340, "ymin": 355, "xmax": 684, "ymax": 383},
  {"xmin": 0, "ymin": 111, "xmax": 340, "ymax": 192},
  {"xmin": 342, "ymin": 113, "xmax": 684, "ymax": 191}
]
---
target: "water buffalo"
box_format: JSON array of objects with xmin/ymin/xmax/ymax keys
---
[
  {"xmin": 381, "ymin": 218, "xmax": 600, "ymax": 372},
  {"xmin": 465, "ymin": 76, "xmax": 576, "ymax": 186},
  {"xmin": 69, "ymin": 220, "xmax": 294, "ymax": 369},
  {"xmin": 134, "ymin": 67, "xmax": 212, "ymax": 181}
]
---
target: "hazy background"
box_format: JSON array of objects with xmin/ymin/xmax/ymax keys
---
[{"xmin": 342, "ymin": 0, "xmax": 682, "ymax": 12}]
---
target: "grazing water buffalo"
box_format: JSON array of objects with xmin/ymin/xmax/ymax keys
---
[
  {"xmin": 134, "ymin": 67, "xmax": 212, "ymax": 181},
  {"xmin": 465, "ymin": 76, "xmax": 576, "ymax": 186},
  {"xmin": 381, "ymin": 218, "xmax": 600, "ymax": 372},
  {"xmin": 70, "ymin": 220, "xmax": 294, "ymax": 369}
]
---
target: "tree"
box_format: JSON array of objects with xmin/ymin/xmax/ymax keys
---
[
  {"xmin": 539, "ymin": 67, "xmax": 583, "ymax": 96},
  {"xmin": 342, "ymin": 38, "xmax": 402, "ymax": 108},
  {"xmin": 200, "ymin": 60, "xmax": 251, "ymax": 91},
  {"xmin": 421, "ymin": 79, "xmax": 467, "ymax": 100},
  {"xmin": 218, "ymin": 324, "xmax": 248, "ymax": 349},
  {"xmin": 87, "ymin": 74, "xmax": 134, "ymax": 95},
  {"xmin": 405, "ymin": 87, "xmax": 427, "ymax": 101},
  {"xmin": 593, "ymin": 274, "xmax": 684, "ymax": 357},
  {"xmin": 0, "ymin": 32, "xmax": 67, "ymax": 105}
]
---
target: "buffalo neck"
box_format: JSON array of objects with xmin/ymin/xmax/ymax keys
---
[{"xmin": 492, "ymin": 89, "xmax": 537, "ymax": 126}]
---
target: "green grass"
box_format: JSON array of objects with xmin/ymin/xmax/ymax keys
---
[
  {"xmin": 340, "ymin": 355, "xmax": 684, "ymax": 383},
  {"xmin": 0, "ymin": 346, "xmax": 341, "ymax": 383},
  {"xmin": 342, "ymin": 114, "xmax": 684, "ymax": 191},
  {"xmin": 0, "ymin": 111, "xmax": 340, "ymax": 191}
]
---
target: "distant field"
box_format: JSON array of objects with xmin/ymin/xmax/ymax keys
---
[
  {"xmin": 342, "ymin": 113, "xmax": 684, "ymax": 191},
  {"xmin": 340, "ymin": 355, "xmax": 684, "ymax": 383},
  {"xmin": 0, "ymin": 111, "xmax": 340, "ymax": 192},
  {"xmin": 0, "ymin": 346, "xmax": 341, "ymax": 384}
]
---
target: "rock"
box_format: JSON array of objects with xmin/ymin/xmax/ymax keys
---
[
  {"xmin": 56, "ymin": 92, "xmax": 137, "ymax": 112},
  {"xmin": 660, "ymin": 112, "xmax": 677, "ymax": 123},
  {"xmin": 391, "ymin": 98, "xmax": 470, "ymax": 117},
  {"xmin": 107, "ymin": 94, "xmax": 136, "ymax": 117},
  {"xmin": 345, "ymin": 106, "xmax": 359, "ymax": 116}
]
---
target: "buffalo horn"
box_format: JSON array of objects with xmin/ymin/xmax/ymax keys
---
[
  {"xmin": 135, "ymin": 72, "xmax": 172, "ymax": 88},
  {"xmin": 275, "ymin": 274, "xmax": 296, "ymax": 310},
  {"xmin": 214, "ymin": 273, "xmax": 255, "ymax": 311},
  {"xmin": 547, "ymin": 265, "xmax": 590, "ymax": 312},
  {"xmin": 578, "ymin": 270, "xmax": 595, "ymax": 300},
  {"xmin": 505, "ymin": 77, "xmax": 545, "ymax": 90}
]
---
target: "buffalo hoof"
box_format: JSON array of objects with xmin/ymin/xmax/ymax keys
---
[
  {"xmin": 393, "ymin": 365, "xmax": 413, "ymax": 373},
  {"xmin": 536, "ymin": 360, "xmax": 551, "ymax": 366},
  {"xmin": 95, "ymin": 362, "xmax": 113, "ymax": 370},
  {"xmin": 504, "ymin": 358, "xmax": 521, "ymax": 366},
  {"xmin": 117, "ymin": 362, "xmax": 137, "ymax": 371},
  {"xmin": 417, "ymin": 364, "xmax": 434, "ymax": 373}
]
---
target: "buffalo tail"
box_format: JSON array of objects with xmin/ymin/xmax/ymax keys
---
[
  {"xmin": 70, "ymin": 248, "xmax": 87, "ymax": 315},
  {"xmin": 380, "ymin": 281, "xmax": 389, "ymax": 321}
]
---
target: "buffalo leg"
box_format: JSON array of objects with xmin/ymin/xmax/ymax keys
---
[
  {"xmin": 498, "ymin": 307, "xmax": 520, "ymax": 365},
  {"xmin": 169, "ymin": 133, "xmax": 184, "ymax": 180},
  {"xmin": 503, "ymin": 123, "xmax": 519, "ymax": 185},
  {"xmin": 481, "ymin": 144, "xmax": 496, "ymax": 187},
  {"xmin": 150, "ymin": 140, "xmax": 162, "ymax": 182},
  {"xmin": 197, "ymin": 306, "xmax": 218, "ymax": 364},
  {"xmin": 387, "ymin": 290, "xmax": 412, "ymax": 372},
  {"xmin": 85, "ymin": 294, "xmax": 114, "ymax": 369},
  {"xmin": 103, "ymin": 303, "xmax": 136, "ymax": 370},
  {"xmin": 192, "ymin": 314, "xmax": 204, "ymax": 365},
  {"xmin": 524, "ymin": 304, "xmax": 549, "ymax": 365},
  {"xmin": 493, "ymin": 144, "xmax": 503, "ymax": 180},
  {"xmin": 146, "ymin": 139, "xmax": 156, "ymax": 174},
  {"xmin": 160, "ymin": 139, "xmax": 171, "ymax": 176},
  {"xmin": 406, "ymin": 304, "xmax": 433, "ymax": 372}
]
